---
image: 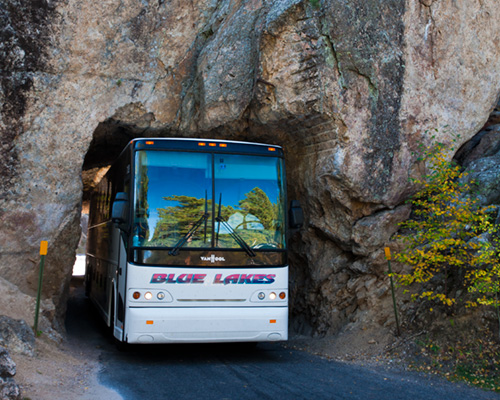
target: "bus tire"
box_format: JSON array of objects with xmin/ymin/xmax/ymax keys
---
[
  {"xmin": 114, "ymin": 338, "xmax": 129, "ymax": 352},
  {"xmin": 84, "ymin": 276, "xmax": 91, "ymax": 297}
]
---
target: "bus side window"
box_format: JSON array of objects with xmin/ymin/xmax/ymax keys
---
[{"xmin": 105, "ymin": 180, "xmax": 111, "ymax": 221}]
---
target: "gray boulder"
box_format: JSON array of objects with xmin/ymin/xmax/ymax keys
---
[
  {"xmin": 461, "ymin": 154, "xmax": 500, "ymax": 207},
  {"xmin": 0, "ymin": 347, "xmax": 21, "ymax": 400},
  {"xmin": 0, "ymin": 316, "xmax": 35, "ymax": 356}
]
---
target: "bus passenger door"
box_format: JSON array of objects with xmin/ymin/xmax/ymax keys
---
[
  {"xmin": 110, "ymin": 182, "xmax": 130, "ymax": 342},
  {"xmin": 113, "ymin": 230, "xmax": 128, "ymax": 341}
]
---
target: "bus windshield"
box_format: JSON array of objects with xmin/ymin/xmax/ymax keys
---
[{"xmin": 133, "ymin": 150, "xmax": 286, "ymax": 251}]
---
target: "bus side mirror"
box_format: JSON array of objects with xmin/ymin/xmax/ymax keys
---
[
  {"xmin": 112, "ymin": 192, "xmax": 129, "ymax": 228},
  {"xmin": 289, "ymin": 200, "xmax": 304, "ymax": 229}
]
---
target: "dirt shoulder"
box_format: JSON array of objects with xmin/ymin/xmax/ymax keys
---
[{"xmin": 12, "ymin": 334, "xmax": 121, "ymax": 400}]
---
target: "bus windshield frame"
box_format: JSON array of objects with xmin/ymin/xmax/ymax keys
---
[{"xmin": 130, "ymin": 145, "xmax": 287, "ymax": 267}]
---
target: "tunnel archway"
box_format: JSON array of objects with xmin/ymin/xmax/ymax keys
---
[
  {"xmin": 65, "ymin": 92, "xmax": 500, "ymax": 345},
  {"xmin": 73, "ymin": 114, "xmax": 316, "ymax": 340},
  {"xmin": 74, "ymin": 104, "xmax": 408, "ymax": 344},
  {"xmin": 71, "ymin": 102, "xmax": 406, "ymax": 342}
]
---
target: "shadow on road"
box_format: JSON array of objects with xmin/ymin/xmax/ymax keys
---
[{"xmin": 65, "ymin": 277, "xmax": 283, "ymax": 362}]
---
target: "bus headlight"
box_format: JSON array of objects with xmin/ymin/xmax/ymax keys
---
[
  {"xmin": 130, "ymin": 289, "xmax": 173, "ymax": 302},
  {"xmin": 251, "ymin": 290, "xmax": 287, "ymax": 302}
]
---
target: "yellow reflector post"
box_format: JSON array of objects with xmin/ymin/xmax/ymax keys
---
[
  {"xmin": 146, "ymin": 320, "xmax": 154, "ymax": 325},
  {"xmin": 384, "ymin": 247, "xmax": 392, "ymax": 260},
  {"xmin": 270, "ymin": 319, "xmax": 277, "ymax": 324},
  {"xmin": 39, "ymin": 241, "xmax": 48, "ymax": 256}
]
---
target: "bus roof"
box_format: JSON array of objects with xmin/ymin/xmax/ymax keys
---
[{"xmin": 130, "ymin": 138, "xmax": 284, "ymax": 157}]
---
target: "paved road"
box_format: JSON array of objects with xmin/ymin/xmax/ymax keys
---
[{"xmin": 66, "ymin": 279, "xmax": 499, "ymax": 400}]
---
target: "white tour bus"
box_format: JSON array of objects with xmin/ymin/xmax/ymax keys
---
[{"xmin": 85, "ymin": 138, "xmax": 302, "ymax": 344}]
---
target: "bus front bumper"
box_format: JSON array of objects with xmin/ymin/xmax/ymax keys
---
[{"xmin": 125, "ymin": 306, "xmax": 288, "ymax": 344}]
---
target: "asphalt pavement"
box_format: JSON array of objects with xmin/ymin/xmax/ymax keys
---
[{"xmin": 66, "ymin": 278, "xmax": 500, "ymax": 400}]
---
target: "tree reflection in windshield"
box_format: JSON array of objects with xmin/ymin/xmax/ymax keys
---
[
  {"xmin": 152, "ymin": 195, "xmax": 213, "ymax": 248},
  {"xmin": 133, "ymin": 151, "xmax": 285, "ymax": 250},
  {"xmin": 150, "ymin": 189, "xmax": 280, "ymax": 250},
  {"xmin": 216, "ymin": 188, "xmax": 279, "ymax": 249}
]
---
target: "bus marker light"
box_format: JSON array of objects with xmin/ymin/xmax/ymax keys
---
[
  {"xmin": 157, "ymin": 292, "xmax": 165, "ymax": 300},
  {"xmin": 269, "ymin": 292, "xmax": 277, "ymax": 300},
  {"xmin": 133, "ymin": 291, "xmax": 141, "ymax": 299},
  {"xmin": 145, "ymin": 292, "xmax": 153, "ymax": 300},
  {"xmin": 279, "ymin": 292, "xmax": 286, "ymax": 299},
  {"xmin": 145, "ymin": 141, "xmax": 155, "ymax": 145},
  {"xmin": 146, "ymin": 320, "xmax": 154, "ymax": 325},
  {"xmin": 209, "ymin": 143, "xmax": 217, "ymax": 147},
  {"xmin": 198, "ymin": 142, "xmax": 206, "ymax": 146},
  {"xmin": 270, "ymin": 319, "xmax": 276, "ymax": 324},
  {"xmin": 219, "ymin": 143, "xmax": 227, "ymax": 148},
  {"xmin": 258, "ymin": 292, "xmax": 265, "ymax": 300},
  {"xmin": 268, "ymin": 147, "xmax": 276, "ymax": 152}
]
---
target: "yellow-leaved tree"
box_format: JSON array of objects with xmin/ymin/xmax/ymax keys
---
[{"xmin": 395, "ymin": 132, "xmax": 500, "ymax": 339}]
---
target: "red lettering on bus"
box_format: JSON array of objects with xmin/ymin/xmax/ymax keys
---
[
  {"xmin": 177, "ymin": 274, "xmax": 193, "ymax": 283},
  {"xmin": 238, "ymin": 274, "xmax": 254, "ymax": 284},
  {"xmin": 224, "ymin": 274, "xmax": 240, "ymax": 285},
  {"xmin": 252, "ymin": 274, "xmax": 266, "ymax": 284},
  {"xmin": 192, "ymin": 274, "xmax": 206, "ymax": 283},
  {"xmin": 151, "ymin": 273, "xmax": 167, "ymax": 283}
]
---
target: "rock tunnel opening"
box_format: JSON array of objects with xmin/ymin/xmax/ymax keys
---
[
  {"xmin": 67, "ymin": 110, "xmax": 393, "ymax": 341},
  {"xmin": 69, "ymin": 116, "xmax": 309, "ymax": 341},
  {"xmin": 81, "ymin": 120, "xmax": 143, "ymax": 211},
  {"xmin": 74, "ymin": 120, "xmax": 143, "ymax": 278}
]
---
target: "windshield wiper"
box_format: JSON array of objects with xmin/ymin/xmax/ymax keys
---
[
  {"xmin": 169, "ymin": 192, "xmax": 209, "ymax": 256},
  {"xmin": 216, "ymin": 193, "xmax": 256, "ymax": 258}
]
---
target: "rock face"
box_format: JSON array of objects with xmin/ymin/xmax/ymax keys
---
[
  {"xmin": 0, "ymin": 316, "xmax": 35, "ymax": 357},
  {"xmin": 457, "ymin": 100, "xmax": 500, "ymax": 207},
  {"xmin": 0, "ymin": 346, "xmax": 21, "ymax": 400},
  {"xmin": 1, "ymin": 0, "xmax": 500, "ymax": 335},
  {"xmin": 0, "ymin": 316, "xmax": 33, "ymax": 400}
]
